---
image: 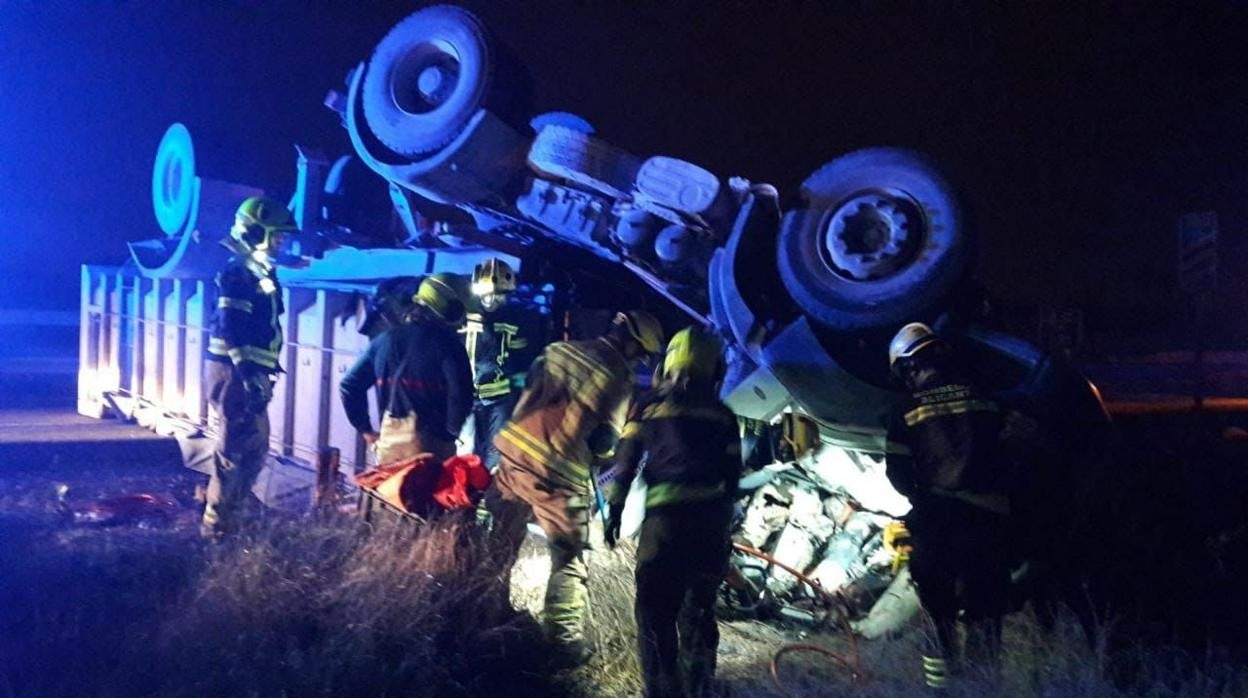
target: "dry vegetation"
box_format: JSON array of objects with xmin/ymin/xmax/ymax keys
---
[
  {"xmin": 1, "ymin": 511, "xmax": 558, "ymax": 698},
  {"xmin": 2, "ymin": 491, "xmax": 1248, "ymax": 697}
]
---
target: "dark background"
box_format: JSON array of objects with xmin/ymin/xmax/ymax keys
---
[{"xmin": 2, "ymin": 1, "xmax": 1246, "ymax": 351}]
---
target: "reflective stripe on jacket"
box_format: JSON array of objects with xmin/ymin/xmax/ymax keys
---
[
  {"xmin": 494, "ymin": 338, "xmax": 634, "ymax": 490},
  {"xmin": 206, "ymin": 256, "xmax": 283, "ymax": 373},
  {"xmin": 461, "ymin": 312, "xmax": 530, "ymax": 401},
  {"xmin": 886, "ymin": 371, "xmax": 1009, "ymax": 513},
  {"xmin": 338, "ymin": 319, "xmax": 473, "ymax": 440},
  {"xmin": 607, "ymin": 392, "xmax": 741, "ymax": 510}
]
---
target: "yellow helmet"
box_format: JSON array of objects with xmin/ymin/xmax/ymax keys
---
[
  {"xmin": 230, "ymin": 196, "xmax": 297, "ymax": 252},
  {"xmin": 888, "ymin": 322, "xmax": 940, "ymax": 369},
  {"xmin": 661, "ymin": 325, "xmax": 724, "ymax": 384},
  {"xmin": 412, "ymin": 273, "xmax": 466, "ymax": 324},
  {"xmin": 614, "ymin": 310, "xmax": 665, "ymax": 355}
]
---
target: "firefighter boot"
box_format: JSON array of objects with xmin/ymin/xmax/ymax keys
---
[
  {"xmin": 922, "ymin": 654, "xmax": 951, "ymax": 693},
  {"xmin": 547, "ymin": 640, "xmax": 595, "ymax": 671},
  {"xmin": 922, "ymin": 617, "xmax": 959, "ymax": 692},
  {"xmin": 543, "ymin": 536, "xmax": 591, "ymax": 658}
]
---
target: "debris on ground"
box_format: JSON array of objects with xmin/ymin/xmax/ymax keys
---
[
  {"xmin": 54, "ymin": 484, "xmax": 180, "ymax": 527},
  {"xmin": 721, "ymin": 444, "xmax": 921, "ymax": 640}
]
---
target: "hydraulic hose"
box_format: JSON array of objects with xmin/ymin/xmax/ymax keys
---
[{"xmin": 731, "ymin": 542, "xmax": 866, "ymax": 691}]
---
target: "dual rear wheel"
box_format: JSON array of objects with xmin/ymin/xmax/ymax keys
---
[{"xmin": 360, "ymin": 6, "xmax": 970, "ymax": 333}]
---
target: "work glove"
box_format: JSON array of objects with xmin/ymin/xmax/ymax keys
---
[
  {"xmin": 604, "ymin": 504, "xmax": 624, "ymax": 549},
  {"xmin": 241, "ymin": 370, "xmax": 274, "ymax": 414}
]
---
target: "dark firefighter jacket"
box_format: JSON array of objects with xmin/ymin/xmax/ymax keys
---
[
  {"xmin": 206, "ymin": 249, "xmax": 284, "ymax": 374},
  {"xmin": 494, "ymin": 338, "xmax": 634, "ymax": 492},
  {"xmin": 339, "ymin": 319, "xmax": 474, "ymax": 441},
  {"xmin": 459, "ymin": 306, "xmax": 530, "ymax": 401},
  {"xmin": 606, "ymin": 389, "xmax": 742, "ymax": 511},
  {"xmin": 885, "ymin": 368, "xmax": 1010, "ymax": 515}
]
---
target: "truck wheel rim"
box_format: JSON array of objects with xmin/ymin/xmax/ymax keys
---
[
  {"xmin": 820, "ymin": 189, "xmax": 924, "ymax": 282},
  {"xmin": 390, "ymin": 41, "xmax": 462, "ymax": 115}
]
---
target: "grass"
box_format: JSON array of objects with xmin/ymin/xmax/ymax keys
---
[
  {"xmin": 3, "ymin": 487, "xmax": 1248, "ymax": 697},
  {"xmin": 528, "ymin": 532, "xmax": 1248, "ymax": 698},
  {"xmin": 147, "ymin": 515, "xmax": 553, "ymax": 698},
  {"xmin": 0, "ymin": 511, "xmax": 555, "ymax": 698}
]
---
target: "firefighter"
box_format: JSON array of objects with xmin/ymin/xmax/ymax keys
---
[
  {"xmin": 604, "ymin": 326, "xmax": 741, "ymax": 698},
  {"xmin": 201, "ymin": 196, "xmax": 297, "ymax": 540},
  {"xmin": 339, "ymin": 276, "xmax": 473, "ymax": 466},
  {"xmin": 483, "ymin": 310, "xmax": 665, "ymax": 666},
  {"xmin": 885, "ymin": 322, "xmax": 1012, "ymax": 690},
  {"xmin": 461, "ymin": 258, "xmax": 529, "ymax": 471}
]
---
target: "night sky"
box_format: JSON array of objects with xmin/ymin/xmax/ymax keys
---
[{"xmin": 2, "ymin": 1, "xmax": 1246, "ymax": 347}]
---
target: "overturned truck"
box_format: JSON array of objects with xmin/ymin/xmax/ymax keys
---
[
  {"xmin": 78, "ymin": 4, "xmax": 1109, "ymax": 635},
  {"xmin": 332, "ymin": 4, "xmax": 1111, "ymax": 625}
]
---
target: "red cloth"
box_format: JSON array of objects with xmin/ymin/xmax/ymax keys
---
[
  {"xmin": 432, "ymin": 454, "xmax": 492, "ymax": 510},
  {"xmin": 355, "ymin": 453, "xmax": 441, "ymax": 516}
]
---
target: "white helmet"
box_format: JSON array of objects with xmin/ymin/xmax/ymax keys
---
[
  {"xmin": 888, "ymin": 322, "xmax": 940, "ymax": 369},
  {"xmin": 471, "ymin": 258, "xmax": 517, "ymax": 313}
]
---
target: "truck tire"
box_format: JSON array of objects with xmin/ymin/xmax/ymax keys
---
[
  {"xmin": 777, "ymin": 148, "xmax": 968, "ymax": 331},
  {"xmin": 528, "ymin": 125, "xmax": 641, "ymax": 199},
  {"xmin": 151, "ymin": 123, "xmax": 195, "ymax": 237},
  {"xmin": 361, "ymin": 5, "xmax": 494, "ymax": 157}
]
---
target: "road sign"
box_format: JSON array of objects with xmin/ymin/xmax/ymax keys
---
[{"xmin": 1178, "ymin": 211, "xmax": 1218, "ymax": 294}]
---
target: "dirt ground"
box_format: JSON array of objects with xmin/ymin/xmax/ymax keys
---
[
  {"xmin": 0, "ymin": 454, "xmax": 867, "ymax": 697},
  {"xmin": 3, "ymin": 448, "xmax": 1248, "ymax": 697}
]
